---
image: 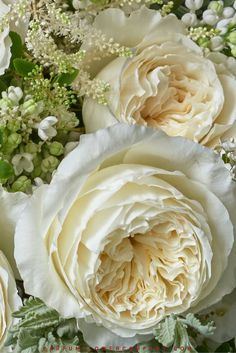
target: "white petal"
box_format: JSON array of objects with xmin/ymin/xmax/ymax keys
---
[{"xmin": 0, "ymin": 186, "xmax": 29, "ymax": 278}]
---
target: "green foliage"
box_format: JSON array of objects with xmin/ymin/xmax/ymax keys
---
[
  {"xmin": 5, "ymin": 297, "xmax": 89, "ymax": 353},
  {"xmin": 154, "ymin": 315, "xmax": 176, "ymax": 347},
  {"xmin": 13, "ymin": 59, "xmax": 36, "ymax": 77},
  {"xmin": 56, "ymin": 69, "xmax": 79, "ymax": 86},
  {"xmin": 0, "ymin": 79, "xmax": 7, "ymax": 93},
  {"xmin": 0, "ymin": 159, "xmax": 14, "ymax": 179},
  {"xmin": 153, "ymin": 314, "xmax": 215, "ymax": 353},
  {"xmin": 183, "ymin": 314, "xmax": 215, "ymax": 336},
  {"xmin": 9, "ymin": 31, "xmax": 24, "ymax": 64}
]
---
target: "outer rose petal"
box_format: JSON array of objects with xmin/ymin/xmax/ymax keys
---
[
  {"xmin": 0, "ymin": 251, "xmax": 21, "ymax": 351},
  {"xmin": 15, "ymin": 124, "xmax": 236, "ymax": 348},
  {"xmin": 82, "ymin": 8, "xmax": 236, "ymax": 146},
  {"xmin": 0, "ymin": 187, "xmax": 29, "ymax": 278}
]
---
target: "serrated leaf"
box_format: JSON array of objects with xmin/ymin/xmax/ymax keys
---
[
  {"xmin": 14, "ymin": 297, "xmax": 45, "ymax": 318},
  {"xmin": 9, "ymin": 31, "xmax": 23, "ymax": 63},
  {"xmin": 174, "ymin": 321, "xmax": 196, "ymax": 353},
  {"xmin": 18, "ymin": 328, "xmax": 41, "ymax": 349},
  {"xmin": 18, "ymin": 309, "xmax": 62, "ymax": 330},
  {"xmin": 184, "ymin": 314, "xmax": 215, "ymax": 336},
  {"xmin": 13, "ymin": 58, "xmax": 36, "ymax": 77},
  {"xmin": 0, "ymin": 160, "xmax": 14, "ymax": 179},
  {"xmin": 56, "ymin": 318, "xmax": 77, "ymax": 338},
  {"xmin": 154, "ymin": 315, "xmax": 176, "ymax": 347},
  {"xmin": 56, "ymin": 69, "xmax": 79, "ymax": 86}
]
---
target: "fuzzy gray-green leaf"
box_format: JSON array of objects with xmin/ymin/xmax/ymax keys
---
[{"xmin": 154, "ymin": 315, "xmax": 176, "ymax": 347}]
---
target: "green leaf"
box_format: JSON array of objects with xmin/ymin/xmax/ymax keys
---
[
  {"xmin": 13, "ymin": 58, "xmax": 36, "ymax": 77},
  {"xmin": 174, "ymin": 321, "xmax": 196, "ymax": 353},
  {"xmin": 154, "ymin": 315, "xmax": 176, "ymax": 347},
  {"xmin": 0, "ymin": 160, "xmax": 14, "ymax": 179},
  {"xmin": 215, "ymin": 342, "xmax": 233, "ymax": 353},
  {"xmin": 0, "ymin": 79, "xmax": 7, "ymax": 93},
  {"xmin": 224, "ymin": 0, "xmax": 234, "ymax": 6},
  {"xmin": 184, "ymin": 314, "xmax": 215, "ymax": 336},
  {"xmin": 5, "ymin": 297, "xmax": 88, "ymax": 353},
  {"xmin": 9, "ymin": 31, "xmax": 23, "ymax": 63},
  {"xmin": 196, "ymin": 345, "xmax": 209, "ymax": 352},
  {"xmin": 56, "ymin": 69, "xmax": 79, "ymax": 86},
  {"xmin": 14, "ymin": 297, "xmax": 45, "ymax": 318}
]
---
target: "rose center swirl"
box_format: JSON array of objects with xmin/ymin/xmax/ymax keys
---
[{"xmin": 89, "ymin": 215, "xmax": 203, "ymax": 324}]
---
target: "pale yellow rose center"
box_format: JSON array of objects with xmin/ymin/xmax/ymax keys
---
[
  {"xmin": 89, "ymin": 214, "xmax": 203, "ymax": 325},
  {"xmin": 118, "ymin": 43, "xmax": 224, "ymax": 142}
]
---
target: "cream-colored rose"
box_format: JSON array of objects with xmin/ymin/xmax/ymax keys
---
[
  {"xmin": 0, "ymin": 0, "xmax": 29, "ymax": 75},
  {"xmin": 0, "ymin": 250, "xmax": 21, "ymax": 351},
  {"xmin": 82, "ymin": 7, "xmax": 236, "ymax": 147},
  {"xmin": 0, "ymin": 187, "xmax": 29, "ymax": 278},
  {"xmin": 15, "ymin": 124, "xmax": 236, "ymax": 348}
]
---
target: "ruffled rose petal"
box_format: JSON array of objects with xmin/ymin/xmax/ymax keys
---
[{"xmin": 15, "ymin": 124, "xmax": 236, "ymax": 348}]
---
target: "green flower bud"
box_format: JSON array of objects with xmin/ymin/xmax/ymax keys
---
[
  {"xmin": 7, "ymin": 120, "xmax": 21, "ymax": 132},
  {"xmin": 208, "ymin": 1, "xmax": 223, "ymax": 14},
  {"xmin": 25, "ymin": 142, "xmax": 38, "ymax": 155},
  {"xmin": 21, "ymin": 99, "xmax": 37, "ymax": 115},
  {"xmin": 41, "ymin": 156, "xmax": 59, "ymax": 173},
  {"xmin": 8, "ymin": 133, "xmax": 22, "ymax": 147},
  {"xmin": 31, "ymin": 164, "xmax": 42, "ymax": 178},
  {"xmin": 228, "ymin": 31, "xmax": 236, "ymax": 45},
  {"xmin": 231, "ymin": 45, "xmax": 236, "ymax": 57},
  {"xmin": 49, "ymin": 141, "xmax": 64, "ymax": 156},
  {"xmin": 12, "ymin": 176, "xmax": 31, "ymax": 193},
  {"xmin": 197, "ymin": 37, "xmax": 210, "ymax": 48}
]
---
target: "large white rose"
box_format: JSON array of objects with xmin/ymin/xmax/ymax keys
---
[
  {"xmin": 0, "ymin": 0, "xmax": 29, "ymax": 76},
  {"xmin": 15, "ymin": 124, "xmax": 236, "ymax": 348},
  {"xmin": 0, "ymin": 250, "xmax": 21, "ymax": 351},
  {"xmin": 82, "ymin": 7, "xmax": 236, "ymax": 147},
  {"xmin": 0, "ymin": 187, "xmax": 29, "ymax": 278}
]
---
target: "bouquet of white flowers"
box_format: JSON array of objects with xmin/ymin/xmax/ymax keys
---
[{"xmin": 0, "ymin": 1, "xmax": 236, "ymax": 352}]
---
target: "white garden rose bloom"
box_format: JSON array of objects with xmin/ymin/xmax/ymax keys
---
[
  {"xmin": 0, "ymin": 186, "xmax": 29, "ymax": 278},
  {"xmin": 82, "ymin": 7, "xmax": 236, "ymax": 148},
  {"xmin": 15, "ymin": 124, "xmax": 236, "ymax": 348},
  {"xmin": 0, "ymin": 250, "xmax": 21, "ymax": 351},
  {"xmin": 0, "ymin": 0, "xmax": 29, "ymax": 75}
]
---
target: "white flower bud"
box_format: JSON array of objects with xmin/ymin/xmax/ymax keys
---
[
  {"xmin": 208, "ymin": 1, "xmax": 224, "ymax": 14},
  {"xmin": 216, "ymin": 18, "xmax": 231, "ymax": 34},
  {"xmin": 2, "ymin": 86, "xmax": 23, "ymax": 105},
  {"xmin": 210, "ymin": 36, "xmax": 224, "ymax": 51},
  {"xmin": 223, "ymin": 7, "xmax": 235, "ymax": 19},
  {"xmin": 185, "ymin": 0, "xmax": 203, "ymax": 11},
  {"xmin": 203, "ymin": 9, "xmax": 219, "ymax": 25},
  {"xmin": 64, "ymin": 141, "xmax": 79, "ymax": 156},
  {"xmin": 181, "ymin": 13, "xmax": 198, "ymax": 26},
  {"xmin": 36, "ymin": 116, "xmax": 58, "ymax": 141},
  {"xmin": 234, "ymin": 0, "xmax": 236, "ymax": 10},
  {"xmin": 12, "ymin": 153, "xmax": 34, "ymax": 176}
]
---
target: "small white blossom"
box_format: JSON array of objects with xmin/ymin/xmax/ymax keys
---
[
  {"xmin": 36, "ymin": 116, "xmax": 58, "ymax": 141},
  {"xmin": 181, "ymin": 13, "xmax": 198, "ymax": 26},
  {"xmin": 185, "ymin": 0, "xmax": 203, "ymax": 11},
  {"xmin": 12, "ymin": 153, "xmax": 34, "ymax": 176},
  {"xmin": 210, "ymin": 36, "xmax": 224, "ymax": 51},
  {"xmin": 64, "ymin": 141, "xmax": 79, "ymax": 156},
  {"xmin": 203, "ymin": 9, "xmax": 219, "ymax": 25},
  {"xmin": 216, "ymin": 18, "xmax": 231, "ymax": 34},
  {"xmin": 223, "ymin": 7, "xmax": 235, "ymax": 19},
  {"xmin": 1, "ymin": 86, "xmax": 23, "ymax": 105}
]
